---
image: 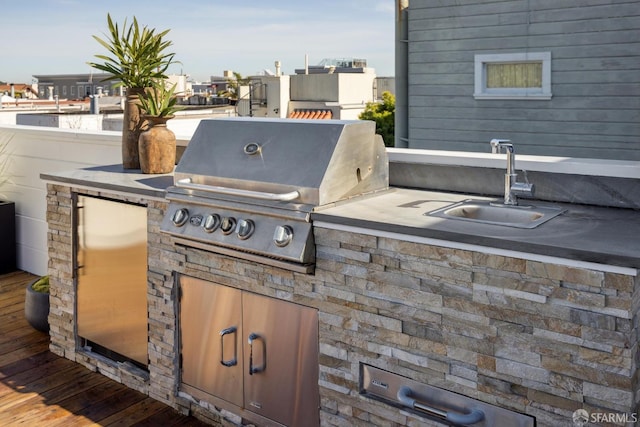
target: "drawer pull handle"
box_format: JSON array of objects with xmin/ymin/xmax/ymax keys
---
[
  {"xmin": 397, "ymin": 386, "xmax": 485, "ymax": 425},
  {"xmin": 219, "ymin": 326, "xmax": 237, "ymax": 367},
  {"xmin": 248, "ymin": 332, "xmax": 266, "ymax": 375}
]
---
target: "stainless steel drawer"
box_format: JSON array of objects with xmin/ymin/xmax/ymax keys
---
[{"xmin": 360, "ymin": 364, "xmax": 535, "ymax": 427}]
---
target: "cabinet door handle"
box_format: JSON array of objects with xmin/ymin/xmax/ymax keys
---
[
  {"xmin": 397, "ymin": 386, "xmax": 485, "ymax": 425},
  {"xmin": 248, "ymin": 332, "xmax": 266, "ymax": 375},
  {"xmin": 220, "ymin": 326, "xmax": 237, "ymax": 367}
]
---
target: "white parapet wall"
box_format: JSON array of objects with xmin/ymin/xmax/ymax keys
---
[
  {"xmin": 0, "ymin": 125, "xmax": 123, "ymax": 275},
  {"xmin": 0, "ymin": 120, "xmax": 204, "ymax": 275},
  {"xmin": 387, "ymin": 148, "xmax": 640, "ymax": 179}
]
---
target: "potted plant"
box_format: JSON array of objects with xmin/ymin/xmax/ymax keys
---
[
  {"xmin": 137, "ymin": 81, "xmax": 183, "ymax": 174},
  {"xmin": 25, "ymin": 275, "xmax": 50, "ymax": 333},
  {"xmin": 88, "ymin": 13, "xmax": 177, "ymax": 169}
]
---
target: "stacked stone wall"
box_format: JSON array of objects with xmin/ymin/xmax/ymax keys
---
[{"xmin": 46, "ymin": 183, "xmax": 639, "ymax": 426}]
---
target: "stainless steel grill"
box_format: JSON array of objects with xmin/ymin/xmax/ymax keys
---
[{"xmin": 161, "ymin": 117, "xmax": 388, "ymax": 273}]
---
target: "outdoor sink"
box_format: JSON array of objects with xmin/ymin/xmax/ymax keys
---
[{"xmin": 426, "ymin": 199, "xmax": 565, "ymax": 229}]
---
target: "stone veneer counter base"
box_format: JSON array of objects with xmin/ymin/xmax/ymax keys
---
[{"xmin": 43, "ymin": 169, "xmax": 640, "ymax": 427}]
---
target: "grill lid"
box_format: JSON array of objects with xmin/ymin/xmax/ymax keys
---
[{"xmin": 172, "ymin": 117, "xmax": 388, "ymax": 206}]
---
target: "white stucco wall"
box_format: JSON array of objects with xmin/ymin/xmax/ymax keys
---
[
  {"xmin": 0, "ymin": 126, "xmax": 122, "ymax": 275},
  {"xmin": 0, "ymin": 125, "xmax": 190, "ymax": 275},
  {"xmin": 290, "ymin": 73, "xmax": 375, "ymax": 104}
]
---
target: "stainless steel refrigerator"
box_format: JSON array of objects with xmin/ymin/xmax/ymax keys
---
[{"xmin": 76, "ymin": 195, "xmax": 148, "ymax": 366}]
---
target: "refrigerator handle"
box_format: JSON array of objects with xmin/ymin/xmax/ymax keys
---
[
  {"xmin": 220, "ymin": 326, "xmax": 238, "ymax": 367},
  {"xmin": 248, "ymin": 332, "xmax": 266, "ymax": 375},
  {"xmin": 75, "ymin": 203, "xmax": 85, "ymax": 274}
]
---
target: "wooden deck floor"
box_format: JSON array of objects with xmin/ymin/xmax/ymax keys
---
[{"xmin": 0, "ymin": 270, "xmax": 210, "ymax": 426}]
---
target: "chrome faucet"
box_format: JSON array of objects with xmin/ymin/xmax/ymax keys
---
[{"xmin": 490, "ymin": 139, "xmax": 534, "ymax": 205}]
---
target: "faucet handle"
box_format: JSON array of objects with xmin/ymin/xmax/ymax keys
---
[
  {"xmin": 511, "ymin": 182, "xmax": 535, "ymax": 198},
  {"xmin": 490, "ymin": 139, "xmax": 512, "ymax": 154}
]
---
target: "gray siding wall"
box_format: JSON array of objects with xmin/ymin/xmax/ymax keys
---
[{"xmin": 407, "ymin": 0, "xmax": 640, "ymax": 160}]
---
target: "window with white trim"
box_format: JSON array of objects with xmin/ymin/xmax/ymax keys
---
[{"xmin": 474, "ymin": 52, "xmax": 552, "ymax": 100}]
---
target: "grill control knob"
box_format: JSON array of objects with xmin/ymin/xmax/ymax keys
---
[
  {"xmin": 273, "ymin": 225, "xmax": 294, "ymax": 247},
  {"xmin": 190, "ymin": 215, "xmax": 203, "ymax": 227},
  {"xmin": 236, "ymin": 219, "xmax": 255, "ymax": 240},
  {"xmin": 220, "ymin": 217, "xmax": 236, "ymax": 235},
  {"xmin": 171, "ymin": 208, "xmax": 189, "ymax": 227},
  {"xmin": 203, "ymin": 214, "xmax": 221, "ymax": 233}
]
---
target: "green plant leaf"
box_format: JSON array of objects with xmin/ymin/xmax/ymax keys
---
[
  {"xmin": 32, "ymin": 276, "xmax": 50, "ymax": 293},
  {"xmin": 138, "ymin": 81, "xmax": 184, "ymax": 117},
  {"xmin": 87, "ymin": 13, "xmax": 177, "ymax": 89}
]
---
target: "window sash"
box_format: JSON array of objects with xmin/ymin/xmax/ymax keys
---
[{"xmin": 474, "ymin": 52, "xmax": 551, "ymax": 100}]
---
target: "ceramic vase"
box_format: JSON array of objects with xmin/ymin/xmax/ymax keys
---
[
  {"xmin": 122, "ymin": 87, "xmax": 147, "ymax": 169},
  {"xmin": 138, "ymin": 115, "xmax": 176, "ymax": 174}
]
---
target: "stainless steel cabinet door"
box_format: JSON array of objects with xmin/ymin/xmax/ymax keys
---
[
  {"xmin": 242, "ymin": 292, "xmax": 319, "ymax": 427},
  {"xmin": 76, "ymin": 195, "xmax": 148, "ymax": 366},
  {"xmin": 180, "ymin": 276, "xmax": 243, "ymax": 407}
]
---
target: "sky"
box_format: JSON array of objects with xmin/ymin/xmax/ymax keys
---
[{"xmin": 0, "ymin": 0, "xmax": 395, "ymax": 84}]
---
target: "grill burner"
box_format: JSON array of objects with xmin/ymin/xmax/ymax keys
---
[{"xmin": 161, "ymin": 118, "xmax": 388, "ymax": 273}]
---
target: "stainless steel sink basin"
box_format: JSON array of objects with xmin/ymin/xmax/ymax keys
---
[{"xmin": 426, "ymin": 199, "xmax": 565, "ymax": 229}]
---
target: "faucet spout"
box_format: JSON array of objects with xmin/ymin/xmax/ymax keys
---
[
  {"xmin": 490, "ymin": 138, "xmax": 511, "ymax": 154},
  {"xmin": 489, "ymin": 139, "xmax": 534, "ymax": 205}
]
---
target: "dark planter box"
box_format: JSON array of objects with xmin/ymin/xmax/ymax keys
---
[{"xmin": 0, "ymin": 201, "xmax": 16, "ymax": 274}]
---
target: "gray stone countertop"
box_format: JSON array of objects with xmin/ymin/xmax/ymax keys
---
[
  {"xmin": 40, "ymin": 164, "xmax": 173, "ymax": 200},
  {"xmin": 40, "ymin": 166, "xmax": 639, "ymax": 270},
  {"xmin": 312, "ymin": 188, "xmax": 640, "ymax": 270}
]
